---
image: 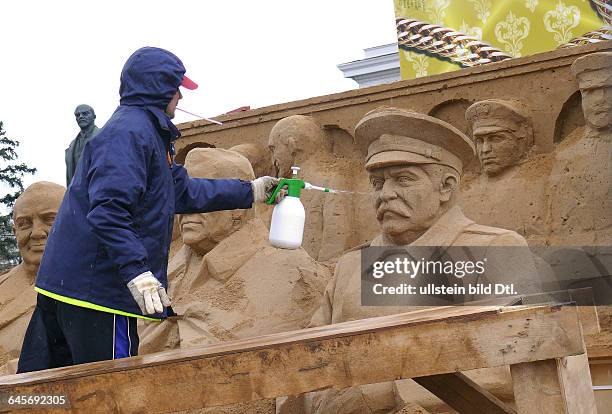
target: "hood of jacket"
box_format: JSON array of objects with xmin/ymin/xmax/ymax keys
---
[
  {"xmin": 119, "ymin": 47, "xmax": 185, "ymax": 110},
  {"xmin": 119, "ymin": 46, "xmax": 185, "ymax": 140}
]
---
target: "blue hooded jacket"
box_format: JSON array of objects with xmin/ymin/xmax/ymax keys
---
[{"xmin": 36, "ymin": 47, "xmax": 254, "ymax": 319}]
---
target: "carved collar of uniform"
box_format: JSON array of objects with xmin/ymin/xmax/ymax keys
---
[{"xmin": 203, "ymin": 218, "xmax": 269, "ymax": 282}]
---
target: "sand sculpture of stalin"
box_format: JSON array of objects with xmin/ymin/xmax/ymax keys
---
[
  {"xmin": 299, "ymin": 107, "xmax": 541, "ymax": 414},
  {"xmin": 17, "ymin": 47, "xmax": 280, "ymax": 373}
]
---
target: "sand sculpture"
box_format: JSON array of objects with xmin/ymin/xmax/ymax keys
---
[
  {"xmin": 0, "ymin": 182, "xmax": 65, "ymax": 374},
  {"xmin": 546, "ymin": 51, "xmax": 611, "ymax": 246},
  {"xmin": 459, "ymin": 100, "xmax": 552, "ymax": 244},
  {"xmin": 279, "ymin": 107, "xmax": 543, "ymax": 413},
  {"xmin": 267, "ymin": 115, "xmax": 357, "ymax": 262},
  {"xmin": 139, "ymin": 148, "xmax": 331, "ymax": 353},
  {"xmin": 229, "ymin": 142, "xmax": 274, "ymax": 177}
]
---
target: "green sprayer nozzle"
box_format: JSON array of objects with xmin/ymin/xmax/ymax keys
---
[{"xmin": 266, "ymin": 178, "xmax": 305, "ymax": 204}]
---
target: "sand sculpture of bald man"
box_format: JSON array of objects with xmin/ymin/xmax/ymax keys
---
[
  {"xmin": 139, "ymin": 148, "xmax": 331, "ymax": 352},
  {"xmin": 279, "ymin": 107, "xmax": 542, "ymax": 413},
  {"xmin": 267, "ymin": 115, "xmax": 356, "ymax": 261},
  {"xmin": 459, "ymin": 99, "xmax": 551, "ymax": 245},
  {"xmin": 0, "ymin": 182, "xmax": 65, "ymax": 374}
]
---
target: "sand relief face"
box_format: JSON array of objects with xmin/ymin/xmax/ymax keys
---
[
  {"xmin": 267, "ymin": 115, "xmax": 331, "ymax": 179},
  {"xmin": 11, "ymin": 182, "xmax": 66, "ymax": 278},
  {"xmin": 369, "ymin": 163, "xmax": 458, "ymax": 244},
  {"xmin": 179, "ymin": 208, "xmax": 248, "ymax": 257},
  {"xmin": 572, "ymin": 52, "xmax": 612, "ymax": 135},
  {"xmin": 465, "ymin": 99, "xmax": 534, "ymax": 177},
  {"xmin": 0, "ymin": 182, "xmax": 65, "ymax": 374}
]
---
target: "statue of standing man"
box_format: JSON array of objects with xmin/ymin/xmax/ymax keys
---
[{"xmin": 65, "ymin": 104, "xmax": 99, "ymax": 185}]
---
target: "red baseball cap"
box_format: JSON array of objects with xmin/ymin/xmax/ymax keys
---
[{"xmin": 181, "ymin": 75, "xmax": 198, "ymax": 90}]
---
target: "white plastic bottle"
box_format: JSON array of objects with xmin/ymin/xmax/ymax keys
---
[
  {"xmin": 269, "ymin": 196, "xmax": 305, "ymax": 249},
  {"xmin": 269, "ymin": 167, "xmax": 306, "ymax": 249}
]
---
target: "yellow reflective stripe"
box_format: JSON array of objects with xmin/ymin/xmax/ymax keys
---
[{"xmin": 34, "ymin": 287, "xmax": 161, "ymax": 322}]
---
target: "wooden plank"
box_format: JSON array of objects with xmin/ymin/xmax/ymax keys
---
[
  {"xmin": 414, "ymin": 372, "xmax": 515, "ymax": 414},
  {"xmin": 463, "ymin": 288, "xmax": 600, "ymax": 336},
  {"xmin": 0, "ymin": 306, "xmax": 584, "ymax": 413},
  {"xmin": 510, "ymin": 354, "xmax": 596, "ymax": 414},
  {"xmin": 558, "ymin": 354, "xmax": 597, "ymax": 414},
  {"xmin": 585, "ymin": 331, "xmax": 612, "ymax": 358}
]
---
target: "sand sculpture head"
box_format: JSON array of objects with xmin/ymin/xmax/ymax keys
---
[
  {"xmin": 465, "ymin": 99, "xmax": 533, "ymax": 176},
  {"xmin": 12, "ymin": 182, "xmax": 65, "ymax": 273},
  {"xmin": 229, "ymin": 143, "xmax": 271, "ymax": 177},
  {"xmin": 571, "ymin": 51, "xmax": 612, "ymax": 132},
  {"xmin": 355, "ymin": 107, "xmax": 475, "ymax": 244},
  {"xmin": 267, "ymin": 115, "xmax": 329, "ymax": 177},
  {"xmin": 179, "ymin": 148, "xmax": 255, "ymax": 255},
  {"xmin": 74, "ymin": 104, "xmax": 96, "ymax": 132}
]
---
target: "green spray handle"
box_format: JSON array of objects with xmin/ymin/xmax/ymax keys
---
[{"xmin": 266, "ymin": 177, "xmax": 305, "ymax": 205}]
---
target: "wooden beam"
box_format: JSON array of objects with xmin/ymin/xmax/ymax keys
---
[
  {"xmin": 510, "ymin": 354, "xmax": 596, "ymax": 414},
  {"xmin": 0, "ymin": 306, "xmax": 585, "ymax": 413},
  {"xmin": 586, "ymin": 330, "xmax": 612, "ymax": 358},
  {"xmin": 414, "ymin": 372, "xmax": 515, "ymax": 414}
]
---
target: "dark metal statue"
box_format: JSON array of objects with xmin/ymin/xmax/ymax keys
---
[{"xmin": 65, "ymin": 104, "xmax": 99, "ymax": 185}]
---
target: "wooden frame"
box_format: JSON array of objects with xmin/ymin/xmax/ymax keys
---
[{"xmin": 0, "ymin": 305, "xmax": 595, "ymax": 413}]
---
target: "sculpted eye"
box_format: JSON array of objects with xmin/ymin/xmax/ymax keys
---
[
  {"xmin": 371, "ymin": 178, "xmax": 384, "ymax": 190},
  {"xmin": 16, "ymin": 218, "xmax": 32, "ymax": 230},
  {"xmin": 43, "ymin": 215, "xmax": 56, "ymax": 225},
  {"xmin": 397, "ymin": 176, "xmax": 413, "ymax": 185}
]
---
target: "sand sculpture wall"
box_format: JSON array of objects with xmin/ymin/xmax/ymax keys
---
[
  {"xmin": 175, "ymin": 42, "xmax": 611, "ymax": 253},
  {"xmin": 171, "ymin": 44, "xmax": 610, "ymax": 413}
]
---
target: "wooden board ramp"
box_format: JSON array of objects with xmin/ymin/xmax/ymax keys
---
[{"xmin": 0, "ymin": 305, "xmax": 596, "ymax": 413}]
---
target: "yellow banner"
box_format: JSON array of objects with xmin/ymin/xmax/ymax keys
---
[{"xmin": 395, "ymin": 0, "xmax": 606, "ymax": 79}]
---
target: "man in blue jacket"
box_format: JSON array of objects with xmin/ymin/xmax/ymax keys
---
[{"xmin": 17, "ymin": 47, "xmax": 279, "ymax": 373}]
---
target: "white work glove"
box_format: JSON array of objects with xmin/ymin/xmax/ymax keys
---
[
  {"xmin": 127, "ymin": 271, "xmax": 171, "ymax": 315},
  {"xmin": 251, "ymin": 176, "xmax": 283, "ymax": 203}
]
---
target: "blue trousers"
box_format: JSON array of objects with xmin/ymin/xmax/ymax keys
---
[{"xmin": 17, "ymin": 294, "xmax": 138, "ymax": 373}]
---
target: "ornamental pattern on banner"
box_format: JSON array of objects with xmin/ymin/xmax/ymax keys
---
[{"xmin": 395, "ymin": 0, "xmax": 605, "ymax": 80}]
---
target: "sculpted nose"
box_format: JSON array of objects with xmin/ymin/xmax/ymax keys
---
[
  {"xmin": 380, "ymin": 182, "xmax": 397, "ymax": 202},
  {"xmin": 480, "ymin": 139, "xmax": 491, "ymax": 153},
  {"xmin": 30, "ymin": 221, "xmax": 48, "ymax": 240}
]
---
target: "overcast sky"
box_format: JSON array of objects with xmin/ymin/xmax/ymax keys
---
[{"xmin": 0, "ymin": 1, "xmax": 397, "ymax": 190}]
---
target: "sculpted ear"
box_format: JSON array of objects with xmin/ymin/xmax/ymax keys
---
[{"xmin": 439, "ymin": 171, "xmax": 459, "ymax": 202}]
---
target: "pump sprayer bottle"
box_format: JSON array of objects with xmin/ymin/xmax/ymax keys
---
[{"xmin": 266, "ymin": 166, "xmax": 306, "ymax": 249}]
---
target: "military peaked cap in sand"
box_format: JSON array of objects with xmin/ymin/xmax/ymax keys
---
[
  {"xmin": 355, "ymin": 107, "xmax": 475, "ymax": 174},
  {"xmin": 571, "ymin": 51, "xmax": 612, "ymax": 90},
  {"xmin": 466, "ymin": 99, "xmax": 531, "ymax": 136}
]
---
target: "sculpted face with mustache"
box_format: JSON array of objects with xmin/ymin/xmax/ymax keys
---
[{"xmin": 369, "ymin": 164, "xmax": 459, "ymax": 245}]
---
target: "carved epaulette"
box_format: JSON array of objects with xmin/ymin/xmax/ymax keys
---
[
  {"xmin": 464, "ymin": 223, "xmax": 514, "ymax": 236},
  {"xmin": 345, "ymin": 241, "xmax": 373, "ymax": 253}
]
